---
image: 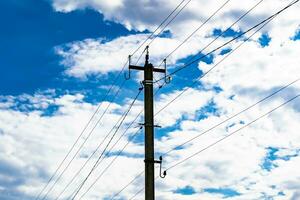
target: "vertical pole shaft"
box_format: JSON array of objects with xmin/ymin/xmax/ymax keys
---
[{"xmin": 144, "ymin": 51, "xmax": 155, "ymax": 200}]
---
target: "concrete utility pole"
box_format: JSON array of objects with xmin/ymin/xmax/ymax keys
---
[{"xmin": 128, "ymin": 46, "xmax": 166, "ymax": 200}]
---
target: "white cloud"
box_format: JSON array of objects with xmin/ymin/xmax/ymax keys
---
[
  {"xmin": 0, "ymin": 92, "xmax": 146, "ymax": 199},
  {"xmin": 151, "ymin": 32, "xmax": 300, "ymax": 200},
  {"xmin": 54, "ymin": 0, "xmax": 300, "ymax": 79}
]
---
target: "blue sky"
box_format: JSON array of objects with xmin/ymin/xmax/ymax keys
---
[
  {"xmin": 0, "ymin": 0, "xmax": 138, "ymax": 96},
  {"xmin": 0, "ymin": 0, "xmax": 300, "ymax": 200}
]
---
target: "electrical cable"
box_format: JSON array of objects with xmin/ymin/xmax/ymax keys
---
[
  {"xmin": 70, "ymin": 88, "xmax": 143, "ymax": 200},
  {"xmin": 158, "ymin": 0, "xmax": 264, "ymax": 67},
  {"xmin": 161, "ymin": 78, "xmax": 300, "ymax": 156},
  {"xmin": 109, "ymin": 171, "xmax": 144, "ymax": 200},
  {"xmin": 40, "ymin": 79, "xmax": 127, "ymax": 200},
  {"xmin": 130, "ymin": 0, "xmax": 188, "ymax": 57},
  {"xmin": 155, "ymin": 0, "xmax": 299, "ymax": 117},
  {"xmin": 154, "ymin": 0, "xmax": 299, "ymax": 83},
  {"xmin": 35, "ymin": 0, "xmax": 206, "ymax": 198},
  {"xmin": 165, "ymin": 94, "xmax": 300, "ymax": 171},
  {"xmin": 78, "ymin": 126, "xmax": 144, "ymax": 200},
  {"xmin": 129, "ymin": 94, "xmax": 300, "ymax": 200},
  {"xmin": 76, "ymin": 87, "xmax": 164, "ymax": 199},
  {"xmin": 34, "ymin": 66, "xmax": 129, "ymax": 200},
  {"xmin": 113, "ymin": 1, "xmax": 299, "ymax": 198},
  {"xmin": 128, "ymin": 187, "xmax": 145, "ymax": 200},
  {"xmin": 147, "ymin": 0, "xmax": 194, "ymax": 47},
  {"xmin": 54, "ymin": 83, "xmax": 138, "ymax": 200}
]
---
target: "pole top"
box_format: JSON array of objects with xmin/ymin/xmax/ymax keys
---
[{"xmin": 145, "ymin": 46, "xmax": 149, "ymax": 65}]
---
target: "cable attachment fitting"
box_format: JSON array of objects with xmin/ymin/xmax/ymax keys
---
[
  {"xmin": 159, "ymin": 156, "xmax": 167, "ymax": 178},
  {"xmin": 138, "ymin": 81, "xmax": 144, "ymax": 91},
  {"xmin": 143, "ymin": 156, "xmax": 166, "ymax": 178},
  {"xmin": 125, "ymin": 55, "xmax": 132, "ymax": 80},
  {"xmin": 164, "ymin": 59, "xmax": 171, "ymax": 84}
]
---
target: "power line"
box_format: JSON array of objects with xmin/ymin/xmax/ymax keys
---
[
  {"xmin": 54, "ymin": 109, "xmax": 144, "ymax": 200},
  {"xmin": 109, "ymin": 171, "xmax": 144, "ymax": 200},
  {"xmin": 130, "ymin": 0, "xmax": 188, "ymax": 57},
  {"xmin": 75, "ymin": 113, "xmax": 144, "ymax": 199},
  {"xmin": 158, "ymin": 0, "xmax": 264, "ymax": 67},
  {"xmin": 35, "ymin": 1, "xmax": 217, "ymax": 198},
  {"xmin": 58, "ymin": 0, "xmax": 206, "ymax": 196},
  {"xmin": 128, "ymin": 187, "xmax": 145, "ymax": 200},
  {"xmin": 158, "ymin": 0, "xmax": 234, "ymax": 67},
  {"xmin": 46, "ymin": 0, "xmax": 195, "ymax": 197},
  {"xmin": 34, "ymin": 64, "xmax": 131, "ymax": 200},
  {"xmin": 161, "ymin": 78, "xmax": 300, "ymax": 156},
  {"xmin": 154, "ymin": 0, "xmax": 299, "ymax": 117},
  {"xmin": 165, "ymin": 94, "xmax": 300, "ymax": 171},
  {"xmin": 50, "ymin": 0, "xmax": 209, "ymax": 194},
  {"xmin": 70, "ymin": 88, "xmax": 143, "ymax": 200},
  {"xmin": 110, "ymin": 1, "xmax": 299, "ymax": 198},
  {"xmin": 44, "ymin": 1, "xmax": 298, "ymax": 198},
  {"xmin": 74, "ymin": 71, "xmax": 171, "ymax": 200},
  {"xmin": 75, "ymin": 88, "xmax": 165, "ymax": 199},
  {"xmin": 78, "ymin": 127, "xmax": 144, "ymax": 200},
  {"xmin": 128, "ymin": 94, "xmax": 300, "ymax": 200},
  {"xmin": 155, "ymin": 0, "xmax": 299, "ymax": 83},
  {"xmin": 39, "ymin": 79, "xmax": 127, "ymax": 200},
  {"xmin": 35, "ymin": 1, "xmax": 198, "ymax": 197},
  {"xmin": 132, "ymin": 0, "xmax": 196, "ymax": 67},
  {"xmin": 147, "ymin": 0, "xmax": 193, "ymax": 47}
]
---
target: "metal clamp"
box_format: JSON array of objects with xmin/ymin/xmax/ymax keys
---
[{"xmin": 143, "ymin": 156, "xmax": 166, "ymax": 178}]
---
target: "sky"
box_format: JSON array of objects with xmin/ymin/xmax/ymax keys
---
[{"xmin": 0, "ymin": 0, "xmax": 300, "ymax": 200}]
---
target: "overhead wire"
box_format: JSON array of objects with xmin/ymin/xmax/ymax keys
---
[
  {"xmin": 161, "ymin": 78, "xmax": 300, "ymax": 156},
  {"xmin": 147, "ymin": 0, "xmax": 194, "ymax": 47},
  {"xmin": 130, "ymin": 0, "xmax": 189, "ymax": 57},
  {"xmin": 154, "ymin": 0, "xmax": 300, "ymax": 83},
  {"xmin": 103, "ymin": 0, "xmax": 268, "ymax": 197},
  {"xmin": 78, "ymin": 126, "xmax": 144, "ymax": 200},
  {"xmin": 35, "ymin": 65, "xmax": 128, "ymax": 200},
  {"xmin": 113, "ymin": 0, "xmax": 299, "ymax": 199},
  {"xmin": 53, "ymin": 83, "xmax": 139, "ymax": 200},
  {"xmin": 76, "ymin": 87, "xmax": 164, "ymax": 199},
  {"xmin": 128, "ymin": 93, "xmax": 300, "ymax": 200},
  {"xmin": 68, "ymin": 84, "xmax": 164, "ymax": 200},
  {"xmin": 70, "ymin": 88, "xmax": 143, "ymax": 200},
  {"xmin": 35, "ymin": 0, "xmax": 204, "ymax": 199},
  {"xmin": 61, "ymin": 0, "xmax": 198, "ymax": 197},
  {"xmin": 157, "ymin": 0, "xmax": 264, "ymax": 67},
  {"xmin": 128, "ymin": 187, "xmax": 145, "ymax": 200},
  {"xmin": 40, "ymin": 79, "xmax": 127, "ymax": 200},
  {"xmin": 155, "ymin": 0, "xmax": 299, "ymax": 117},
  {"xmin": 36, "ymin": 0, "xmax": 196, "ymax": 198},
  {"xmin": 48, "ymin": 1, "xmax": 298, "ymax": 198},
  {"xmin": 165, "ymin": 94, "xmax": 300, "ymax": 171},
  {"xmin": 109, "ymin": 171, "xmax": 144, "ymax": 200}
]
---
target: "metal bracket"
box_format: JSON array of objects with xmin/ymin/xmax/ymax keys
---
[
  {"xmin": 138, "ymin": 123, "xmax": 161, "ymax": 128},
  {"xmin": 143, "ymin": 156, "xmax": 166, "ymax": 178},
  {"xmin": 143, "ymin": 80, "xmax": 154, "ymax": 85},
  {"xmin": 158, "ymin": 156, "xmax": 166, "ymax": 178}
]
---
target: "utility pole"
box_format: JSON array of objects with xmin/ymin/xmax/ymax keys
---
[{"xmin": 127, "ymin": 46, "xmax": 166, "ymax": 200}]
